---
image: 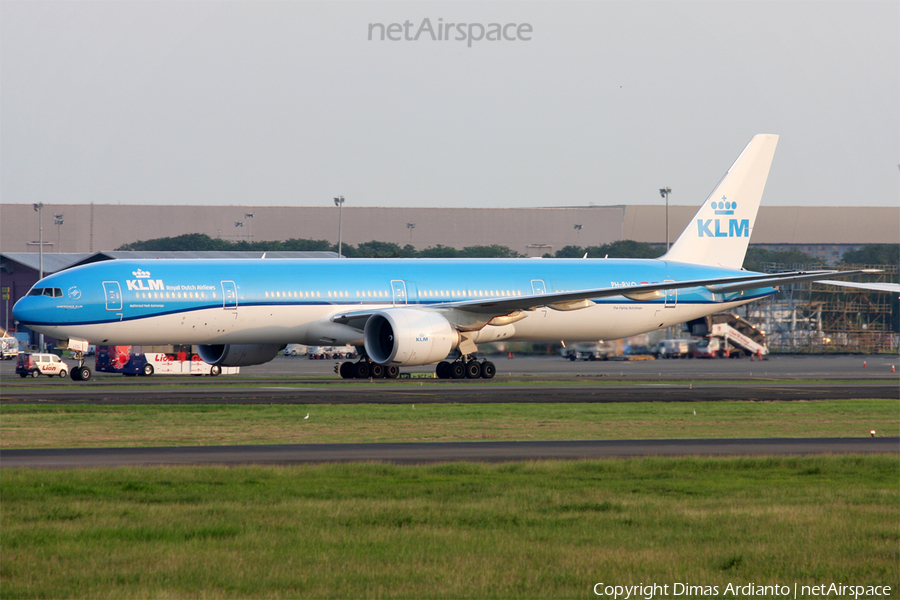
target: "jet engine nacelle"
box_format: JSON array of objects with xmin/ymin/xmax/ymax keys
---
[
  {"xmin": 364, "ymin": 309, "xmax": 459, "ymax": 366},
  {"xmin": 196, "ymin": 343, "xmax": 284, "ymax": 367}
]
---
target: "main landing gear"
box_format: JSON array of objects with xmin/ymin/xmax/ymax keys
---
[
  {"xmin": 336, "ymin": 358, "xmax": 400, "ymax": 380},
  {"xmin": 335, "ymin": 355, "xmax": 496, "ymax": 380},
  {"xmin": 435, "ymin": 356, "xmax": 496, "ymax": 380}
]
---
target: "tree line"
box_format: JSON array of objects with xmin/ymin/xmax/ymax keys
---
[{"xmin": 116, "ymin": 234, "xmax": 897, "ymax": 270}]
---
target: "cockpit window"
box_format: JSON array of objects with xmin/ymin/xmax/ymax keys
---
[{"xmin": 27, "ymin": 288, "xmax": 63, "ymax": 298}]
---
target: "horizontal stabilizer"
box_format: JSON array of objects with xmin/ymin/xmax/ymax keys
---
[{"xmin": 815, "ymin": 280, "xmax": 900, "ymax": 294}]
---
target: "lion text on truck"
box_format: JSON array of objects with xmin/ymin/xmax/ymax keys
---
[{"xmin": 95, "ymin": 345, "xmax": 239, "ymax": 376}]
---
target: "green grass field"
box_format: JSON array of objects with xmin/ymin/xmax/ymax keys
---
[
  {"xmin": 2, "ymin": 456, "xmax": 898, "ymax": 599},
  {"xmin": 2, "ymin": 399, "xmax": 897, "ymax": 449},
  {"xmin": 3, "ymin": 397, "xmax": 898, "ymax": 598}
]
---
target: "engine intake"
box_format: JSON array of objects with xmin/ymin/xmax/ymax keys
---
[
  {"xmin": 364, "ymin": 309, "xmax": 458, "ymax": 366},
  {"xmin": 196, "ymin": 344, "xmax": 284, "ymax": 367}
]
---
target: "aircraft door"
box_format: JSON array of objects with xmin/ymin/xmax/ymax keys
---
[
  {"xmin": 531, "ymin": 279, "xmax": 546, "ymax": 295},
  {"xmin": 221, "ymin": 281, "xmax": 238, "ymax": 309},
  {"xmin": 391, "ymin": 280, "xmax": 408, "ymax": 306},
  {"xmin": 102, "ymin": 281, "xmax": 122, "ymax": 311},
  {"xmin": 664, "ymin": 279, "xmax": 677, "ymax": 308}
]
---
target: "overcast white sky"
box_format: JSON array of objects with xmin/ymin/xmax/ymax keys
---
[{"xmin": 2, "ymin": 1, "xmax": 897, "ymax": 209}]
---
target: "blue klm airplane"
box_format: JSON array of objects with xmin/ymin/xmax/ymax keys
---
[{"xmin": 12, "ymin": 135, "xmax": 876, "ymax": 380}]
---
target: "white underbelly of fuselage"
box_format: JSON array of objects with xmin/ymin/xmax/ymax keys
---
[{"xmin": 41, "ymin": 299, "xmax": 755, "ymax": 347}]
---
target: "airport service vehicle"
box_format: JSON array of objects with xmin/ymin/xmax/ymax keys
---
[
  {"xmin": 1, "ymin": 332, "xmax": 19, "ymax": 360},
  {"xmin": 15, "ymin": 353, "xmax": 68, "ymax": 378},
  {"xmin": 655, "ymin": 339, "xmax": 694, "ymax": 359},
  {"xmin": 12, "ymin": 135, "xmax": 880, "ymax": 382},
  {"xmin": 95, "ymin": 345, "xmax": 238, "ymax": 376},
  {"xmin": 562, "ymin": 342, "xmax": 614, "ymax": 361},
  {"xmin": 688, "ymin": 313, "xmax": 767, "ymax": 358},
  {"xmin": 307, "ymin": 345, "xmax": 358, "ymax": 360}
]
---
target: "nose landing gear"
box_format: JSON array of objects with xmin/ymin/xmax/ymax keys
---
[{"xmin": 69, "ymin": 351, "xmax": 91, "ymax": 381}]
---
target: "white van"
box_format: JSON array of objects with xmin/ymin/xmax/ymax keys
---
[{"xmin": 16, "ymin": 353, "xmax": 69, "ymax": 378}]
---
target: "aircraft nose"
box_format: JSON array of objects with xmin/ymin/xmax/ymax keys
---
[{"xmin": 12, "ymin": 296, "xmax": 44, "ymax": 326}]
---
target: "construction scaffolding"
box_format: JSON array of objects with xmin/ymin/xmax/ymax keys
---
[{"xmin": 742, "ymin": 263, "xmax": 899, "ymax": 353}]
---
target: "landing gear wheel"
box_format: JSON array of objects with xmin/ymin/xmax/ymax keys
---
[
  {"xmin": 210, "ymin": 365, "xmax": 221, "ymax": 376},
  {"xmin": 449, "ymin": 362, "xmax": 466, "ymax": 379},
  {"xmin": 385, "ymin": 365, "xmax": 400, "ymax": 379},
  {"xmin": 339, "ymin": 361, "xmax": 355, "ymax": 379},
  {"xmin": 480, "ymin": 361, "xmax": 496, "ymax": 379},
  {"xmin": 465, "ymin": 361, "xmax": 482, "ymax": 379},
  {"xmin": 370, "ymin": 364, "xmax": 384, "ymax": 378},
  {"xmin": 72, "ymin": 366, "xmax": 91, "ymax": 381},
  {"xmin": 354, "ymin": 362, "xmax": 370, "ymax": 379},
  {"xmin": 435, "ymin": 361, "xmax": 451, "ymax": 379},
  {"xmin": 141, "ymin": 363, "xmax": 154, "ymax": 376}
]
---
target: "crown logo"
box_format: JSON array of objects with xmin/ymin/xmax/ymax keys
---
[
  {"xmin": 711, "ymin": 195, "xmax": 735, "ymax": 215},
  {"xmin": 132, "ymin": 269, "xmax": 152, "ymax": 278}
]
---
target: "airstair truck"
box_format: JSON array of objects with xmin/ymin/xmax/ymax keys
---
[
  {"xmin": 687, "ymin": 313, "xmax": 767, "ymax": 358},
  {"xmin": 1, "ymin": 330, "xmax": 19, "ymax": 360}
]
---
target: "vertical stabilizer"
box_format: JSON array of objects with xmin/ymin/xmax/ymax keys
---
[{"xmin": 663, "ymin": 134, "xmax": 779, "ymax": 269}]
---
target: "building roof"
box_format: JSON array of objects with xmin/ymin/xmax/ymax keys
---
[{"xmin": 1, "ymin": 253, "xmax": 94, "ymax": 274}]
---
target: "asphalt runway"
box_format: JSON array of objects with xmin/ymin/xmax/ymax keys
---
[
  {"xmin": 2, "ymin": 354, "xmax": 897, "ymax": 405},
  {"xmin": 2, "ymin": 355, "xmax": 897, "ymax": 468}
]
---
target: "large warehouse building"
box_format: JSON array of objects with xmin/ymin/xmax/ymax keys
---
[{"xmin": 1, "ymin": 203, "xmax": 897, "ymax": 263}]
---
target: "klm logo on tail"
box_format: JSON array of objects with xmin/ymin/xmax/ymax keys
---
[
  {"xmin": 697, "ymin": 197, "xmax": 749, "ymax": 237},
  {"xmin": 697, "ymin": 218, "xmax": 749, "ymax": 238}
]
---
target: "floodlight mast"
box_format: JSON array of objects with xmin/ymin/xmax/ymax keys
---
[
  {"xmin": 244, "ymin": 213, "xmax": 254, "ymax": 243},
  {"xmin": 659, "ymin": 187, "xmax": 672, "ymax": 250},
  {"xmin": 54, "ymin": 215, "xmax": 64, "ymax": 253},
  {"xmin": 334, "ymin": 196, "xmax": 345, "ymax": 257},
  {"xmin": 33, "ymin": 203, "xmax": 44, "ymax": 351}
]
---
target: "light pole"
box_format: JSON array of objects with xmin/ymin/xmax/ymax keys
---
[
  {"xmin": 33, "ymin": 203, "xmax": 44, "ymax": 351},
  {"xmin": 573, "ymin": 224, "xmax": 582, "ymax": 246},
  {"xmin": 407, "ymin": 222, "xmax": 415, "ymax": 243},
  {"xmin": 244, "ymin": 213, "xmax": 254, "ymax": 244},
  {"xmin": 234, "ymin": 221, "xmax": 244, "ymax": 241},
  {"xmin": 334, "ymin": 196, "xmax": 345, "ymax": 257},
  {"xmin": 659, "ymin": 188, "xmax": 671, "ymax": 250},
  {"xmin": 54, "ymin": 214, "xmax": 64, "ymax": 253}
]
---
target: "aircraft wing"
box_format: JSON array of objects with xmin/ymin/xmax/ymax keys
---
[{"xmin": 332, "ymin": 269, "xmax": 879, "ymax": 329}]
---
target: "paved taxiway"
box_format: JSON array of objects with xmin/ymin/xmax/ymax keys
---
[
  {"xmin": 3, "ymin": 438, "xmax": 897, "ymax": 469},
  {"xmin": 2, "ymin": 355, "xmax": 897, "ymax": 468}
]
